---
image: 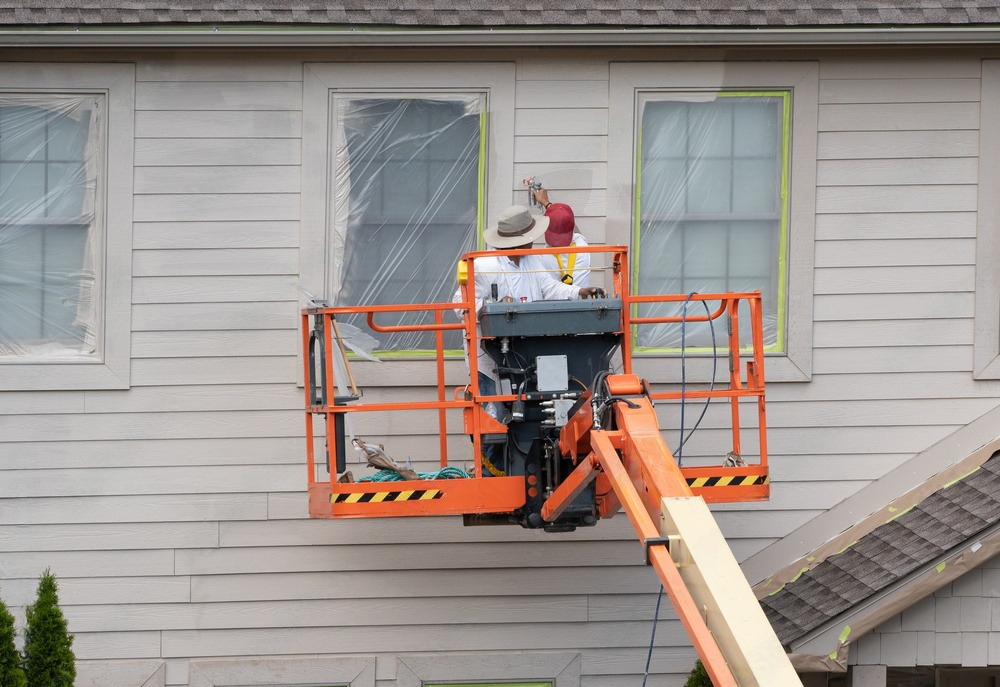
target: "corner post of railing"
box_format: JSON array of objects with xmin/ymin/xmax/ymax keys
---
[
  {"xmin": 435, "ymin": 308, "xmax": 448, "ymax": 467},
  {"xmin": 727, "ymin": 297, "xmax": 743, "ymax": 459},
  {"xmin": 749, "ymin": 291, "xmax": 767, "ymax": 391},
  {"xmin": 616, "ymin": 250, "xmax": 633, "ymax": 375},
  {"xmin": 461, "ymin": 255, "xmax": 484, "ymax": 479},
  {"xmin": 302, "ymin": 310, "xmax": 316, "ymax": 484},
  {"xmin": 322, "ymin": 312, "xmax": 338, "ymax": 485},
  {"xmin": 750, "ymin": 292, "xmax": 769, "ymax": 468},
  {"xmin": 728, "ymin": 297, "xmax": 743, "ymax": 391}
]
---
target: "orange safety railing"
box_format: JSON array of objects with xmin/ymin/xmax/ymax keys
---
[{"xmin": 302, "ymin": 245, "xmax": 770, "ymax": 518}]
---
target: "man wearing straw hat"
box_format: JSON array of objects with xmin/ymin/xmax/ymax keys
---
[
  {"xmin": 459, "ymin": 205, "xmax": 603, "ymax": 474},
  {"xmin": 473, "ymin": 204, "xmax": 601, "ymax": 305}
]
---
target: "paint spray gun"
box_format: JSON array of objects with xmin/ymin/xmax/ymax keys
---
[{"xmin": 523, "ymin": 176, "xmax": 543, "ymax": 209}]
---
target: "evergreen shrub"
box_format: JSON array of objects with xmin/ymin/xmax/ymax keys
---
[
  {"xmin": 684, "ymin": 659, "xmax": 713, "ymax": 687},
  {"xmin": 0, "ymin": 596, "xmax": 26, "ymax": 687},
  {"xmin": 22, "ymin": 570, "xmax": 75, "ymax": 687}
]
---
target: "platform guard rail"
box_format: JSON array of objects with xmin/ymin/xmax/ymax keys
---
[{"xmin": 302, "ymin": 245, "xmax": 770, "ymax": 518}]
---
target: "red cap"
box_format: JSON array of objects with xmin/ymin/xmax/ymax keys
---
[{"xmin": 544, "ymin": 202, "xmax": 575, "ymax": 247}]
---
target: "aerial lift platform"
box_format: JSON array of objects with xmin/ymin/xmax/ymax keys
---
[{"xmin": 302, "ymin": 245, "xmax": 801, "ymax": 687}]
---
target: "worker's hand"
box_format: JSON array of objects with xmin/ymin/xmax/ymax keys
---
[
  {"xmin": 578, "ymin": 287, "xmax": 606, "ymax": 299},
  {"xmin": 533, "ymin": 188, "xmax": 551, "ymax": 208}
]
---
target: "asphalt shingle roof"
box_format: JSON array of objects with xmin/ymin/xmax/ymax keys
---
[
  {"xmin": 760, "ymin": 451, "xmax": 1000, "ymax": 646},
  {"xmin": 1, "ymin": 1, "xmax": 1000, "ymax": 27}
]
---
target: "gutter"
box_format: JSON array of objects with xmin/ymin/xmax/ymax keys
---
[{"xmin": 2, "ymin": 25, "xmax": 1000, "ymax": 48}]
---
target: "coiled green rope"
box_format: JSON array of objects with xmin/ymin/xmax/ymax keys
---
[{"xmin": 359, "ymin": 466, "xmax": 471, "ymax": 482}]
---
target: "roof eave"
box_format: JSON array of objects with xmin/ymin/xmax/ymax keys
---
[{"xmin": 2, "ymin": 25, "xmax": 1000, "ymax": 48}]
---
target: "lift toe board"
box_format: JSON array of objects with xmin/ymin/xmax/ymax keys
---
[{"xmin": 310, "ymin": 476, "xmax": 526, "ymax": 519}]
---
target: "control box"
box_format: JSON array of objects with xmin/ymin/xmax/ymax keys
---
[{"xmin": 478, "ymin": 298, "xmax": 623, "ymax": 338}]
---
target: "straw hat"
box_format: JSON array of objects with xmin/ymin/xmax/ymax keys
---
[{"xmin": 483, "ymin": 205, "xmax": 550, "ymax": 249}]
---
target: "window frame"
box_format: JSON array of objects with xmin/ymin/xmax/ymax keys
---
[
  {"xmin": 608, "ymin": 61, "xmax": 818, "ymax": 383},
  {"xmin": 189, "ymin": 655, "xmax": 375, "ymax": 687},
  {"xmin": 301, "ymin": 62, "xmax": 515, "ymax": 360},
  {"xmin": 327, "ymin": 90, "xmax": 486, "ymax": 357},
  {"xmin": 974, "ymin": 60, "xmax": 1000, "ymax": 379},
  {"xmin": 0, "ymin": 63, "xmax": 134, "ymax": 390},
  {"xmin": 426, "ymin": 684, "xmax": 552, "ymax": 687},
  {"xmin": 631, "ymin": 89, "xmax": 791, "ymax": 354},
  {"xmin": 396, "ymin": 651, "xmax": 579, "ymax": 687},
  {"xmin": 77, "ymin": 660, "xmax": 164, "ymax": 687}
]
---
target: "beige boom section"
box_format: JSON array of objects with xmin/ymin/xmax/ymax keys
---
[{"xmin": 661, "ymin": 496, "xmax": 802, "ymax": 686}]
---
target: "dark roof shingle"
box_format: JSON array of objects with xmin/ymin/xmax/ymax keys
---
[
  {"xmin": 2, "ymin": 1, "xmax": 1000, "ymax": 27},
  {"xmin": 760, "ymin": 451, "xmax": 1000, "ymax": 646}
]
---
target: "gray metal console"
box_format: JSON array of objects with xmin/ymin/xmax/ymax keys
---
[{"xmin": 478, "ymin": 297, "xmax": 623, "ymax": 338}]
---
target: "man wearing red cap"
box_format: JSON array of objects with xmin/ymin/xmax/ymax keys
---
[
  {"xmin": 456, "ymin": 204, "xmax": 604, "ymax": 475},
  {"xmin": 532, "ymin": 188, "xmax": 590, "ymax": 289}
]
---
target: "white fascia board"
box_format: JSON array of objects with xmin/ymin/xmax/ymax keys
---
[{"xmin": 3, "ymin": 25, "xmax": 1000, "ymax": 47}]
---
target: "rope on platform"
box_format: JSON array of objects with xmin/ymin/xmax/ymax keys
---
[{"xmin": 358, "ymin": 466, "xmax": 472, "ymax": 482}]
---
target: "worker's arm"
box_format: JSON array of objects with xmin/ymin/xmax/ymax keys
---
[
  {"xmin": 453, "ymin": 256, "xmax": 494, "ymax": 318},
  {"xmin": 470, "ymin": 259, "xmax": 496, "ymax": 312},
  {"xmin": 537, "ymin": 272, "xmax": 603, "ymax": 301}
]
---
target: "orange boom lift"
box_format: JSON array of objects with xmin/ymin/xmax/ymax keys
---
[{"xmin": 302, "ymin": 245, "xmax": 801, "ymax": 687}]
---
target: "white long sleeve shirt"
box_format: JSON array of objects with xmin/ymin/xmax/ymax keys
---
[
  {"xmin": 458, "ymin": 252, "xmax": 582, "ymax": 379},
  {"xmin": 536, "ymin": 232, "xmax": 591, "ymax": 288}
]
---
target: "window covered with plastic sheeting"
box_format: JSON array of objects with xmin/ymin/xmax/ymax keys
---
[
  {"xmin": 330, "ymin": 95, "xmax": 483, "ymax": 353},
  {"xmin": 634, "ymin": 92, "xmax": 789, "ymax": 352},
  {"xmin": 0, "ymin": 95, "xmax": 102, "ymax": 359}
]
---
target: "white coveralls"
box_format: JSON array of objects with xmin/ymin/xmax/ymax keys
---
[{"xmin": 536, "ymin": 232, "xmax": 591, "ymax": 289}]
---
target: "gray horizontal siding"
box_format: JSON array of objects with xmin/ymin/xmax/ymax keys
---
[
  {"xmin": 849, "ymin": 560, "xmax": 1000, "ymax": 669},
  {"xmin": 2, "ymin": 50, "xmax": 1000, "ymax": 686}
]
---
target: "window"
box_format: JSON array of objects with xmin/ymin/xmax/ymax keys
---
[
  {"xmin": 0, "ymin": 96, "xmax": 100, "ymax": 356},
  {"xmin": 975, "ymin": 60, "xmax": 1000, "ymax": 379},
  {"xmin": 302, "ymin": 63, "xmax": 515, "ymax": 357},
  {"xmin": 0, "ymin": 64, "xmax": 133, "ymax": 390},
  {"xmin": 609, "ymin": 62, "xmax": 817, "ymax": 382},
  {"xmin": 332, "ymin": 94, "xmax": 483, "ymax": 352},
  {"xmin": 635, "ymin": 92, "xmax": 789, "ymax": 351}
]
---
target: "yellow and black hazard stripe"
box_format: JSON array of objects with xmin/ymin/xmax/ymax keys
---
[
  {"xmin": 686, "ymin": 475, "xmax": 769, "ymax": 488},
  {"xmin": 332, "ymin": 489, "xmax": 444, "ymax": 504}
]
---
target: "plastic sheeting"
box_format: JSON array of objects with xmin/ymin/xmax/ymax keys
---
[
  {"xmin": 635, "ymin": 93, "xmax": 787, "ymax": 351},
  {"xmin": 330, "ymin": 95, "xmax": 482, "ymax": 352},
  {"xmin": 0, "ymin": 95, "xmax": 101, "ymax": 358}
]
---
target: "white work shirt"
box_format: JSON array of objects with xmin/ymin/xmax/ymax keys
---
[
  {"xmin": 537, "ymin": 232, "xmax": 591, "ymax": 288},
  {"xmin": 458, "ymin": 252, "xmax": 581, "ymax": 379}
]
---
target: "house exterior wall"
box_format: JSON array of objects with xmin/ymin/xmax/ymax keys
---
[
  {"xmin": 850, "ymin": 559, "xmax": 1000, "ymax": 671},
  {"xmin": 0, "ymin": 47, "xmax": 998, "ymax": 686}
]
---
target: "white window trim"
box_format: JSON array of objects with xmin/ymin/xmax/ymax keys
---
[
  {"xmin": 188, "ymin": 655, "xmax": 375, "ymax": 687},
  {"xmin": 76, "ymin": 660, "xmax": 164, "ymax": 687},
  {"xmin": 301, "ymin": 61, "xmax": 515, "ymax": 320},
  {"xmin": 396, "ymin": 651, "xmax": 580, "ymax": 687},
  {"xmin": 608, "ymin": 61, "xmax": 818, "ymax": 383},
  {"xmin": 974, "ymin": 60, "xmax": 1000, "ymax": 379},
  {"xmin": 0, "ymin": 62, "xmax": 134, "ymax": 390}
]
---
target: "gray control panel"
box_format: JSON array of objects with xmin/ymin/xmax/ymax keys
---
[{"xmin": 478, "ymin": 298, "xmax": 623, "ymax": 338}]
